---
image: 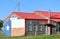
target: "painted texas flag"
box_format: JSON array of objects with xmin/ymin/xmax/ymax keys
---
[{"xmin": 3, "ymin": 20, "xmax": 11, "ymax": 36}]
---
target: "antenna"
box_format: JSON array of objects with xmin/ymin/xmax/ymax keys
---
[
  {"xmin": 18, "ymin": 0, "xmax": 20, "ymax": 12},
  {"xmin": 48, "ymin": 9, "xmax": 51, "ymax": 23}
]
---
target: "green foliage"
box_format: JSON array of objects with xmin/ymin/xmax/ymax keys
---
[{"xmin": 0, "ymin": 20, "xmax": 3, "ymax": 28}]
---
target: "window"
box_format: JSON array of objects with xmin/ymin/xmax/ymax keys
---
[
  {"xmin": 58, "ymin": 27, "xmax": 60, "ymax": 32},
  {"xmin": 38, "ymin": 25, "xmax": 42, "ymax": 31},
  {"xmin": 26, "ymin": 20, "xmax": 33, "ymax": 31},
  {"xmin": 29, "ymin": 20, "xmax": 32, "ymax": 25},
  {"xmin": 17, "ymin": 17, "xmax": 20, "ymax": 19},
  {"xmin": 28, "ymin": 25, "xmax": 32, "ymax": 31},
  {"xmin": 56, "ymin": 23, "xmax": 60, "ymax": 32}
]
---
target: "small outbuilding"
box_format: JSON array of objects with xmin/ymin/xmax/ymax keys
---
[{"xmin": 3, "ymin": 11, "xmax": 60, "ymax": 36}]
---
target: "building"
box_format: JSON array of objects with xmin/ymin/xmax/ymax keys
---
[{"xmin": 3, "ymin": 11, "xmax": 60, "ymax": 36}]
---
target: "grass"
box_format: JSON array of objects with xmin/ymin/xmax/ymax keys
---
[
  {"xmin": 0, "ymin": 30, "xmax": 60, "ymax": 39},
  {"xmin": 0, "ymin": 35, "xmax": 60, "ymax": 39}
]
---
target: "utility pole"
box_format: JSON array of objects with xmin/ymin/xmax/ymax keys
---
[
  {"xmin": 48, "ymin": 9, "xmax": 51, "ymax": 23},
  {"xmin": 18, "ymin": 0, "xmax": 20, "ymax": 12}
]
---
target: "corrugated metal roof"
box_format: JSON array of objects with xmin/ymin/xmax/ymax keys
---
[
  {"xmin": 13, "ymin": 12, "xmax": 46, "ymax": 19},
  {"xmin": 35, "ymin": 11, "xmax": 60, "ymax": 22},
  {"xmin": 4, "ymin": 11, "xmax": 60, "ymax": 22}
]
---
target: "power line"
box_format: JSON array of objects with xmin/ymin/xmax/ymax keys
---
[{"xmin": 8, "ymin": 0, "xmax": 20, "ymax": 12}]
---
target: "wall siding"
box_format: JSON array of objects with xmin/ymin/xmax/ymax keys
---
[
  {"xmin": 3, "ymin": 20, "xmax": 11, "ymax": 36},
  {"xmin": 11, "ymin": 19, "xmax": 25, "ymax": 28},
  {"xmin": 25, "ymin": 20, "xmax": 46, "ymax": 35},
  {"xmin": 11, "ymin": 19, "xmax": 25, "ymax": 36}
]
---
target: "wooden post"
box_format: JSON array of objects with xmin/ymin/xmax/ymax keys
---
[
  {"xmin": 45, "ymin": 26, "xmax": 48, "ymax": 35},
  {"xmin": 48, "ymin": 26, "xmax": 50, "ymax": 35},
  {"xmin": 35, "ymin": 25, "xmax": 38, "ymax": 36}
]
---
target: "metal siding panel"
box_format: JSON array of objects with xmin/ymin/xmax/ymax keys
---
[{"xmin": 3, "ymin": 20, "xmax": 11, "ymax": 36}]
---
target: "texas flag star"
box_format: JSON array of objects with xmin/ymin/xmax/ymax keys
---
[{"xmin": 6, "ymin": 25, "xmax": 10, "ymax": 30}]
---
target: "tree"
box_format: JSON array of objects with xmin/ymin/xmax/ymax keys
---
[{"xmin": 0, "ymin": 20, "xmax": 3, "ymax": 29}]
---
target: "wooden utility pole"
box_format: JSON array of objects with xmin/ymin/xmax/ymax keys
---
[
  {"xmin": 48, "ymin": 9, "xmax": 51, "ymax": 23},
  {"xmin": 18, "ymin": 0, "xmax": 20, "ymax": 12}
]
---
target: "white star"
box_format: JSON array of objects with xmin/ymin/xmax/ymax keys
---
[{"xmin": 6, "ymin": 25, "xmax": 10, "ymax": 30}]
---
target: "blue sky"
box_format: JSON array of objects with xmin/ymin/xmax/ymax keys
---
[{"xmin": 0, "ymin": 0, "xmax": 60, "ymax": 20}]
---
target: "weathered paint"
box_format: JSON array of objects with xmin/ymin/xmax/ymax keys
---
[
  {"xmin": 47, "ymin": 26, "xmax": 50, "ymax": 35},
  {"xmin": 45, "ymin": 26, "xmax": 48, "ymax": 35},
  {"xmin": 11, "ymin": 19, "xmax": 25, "ymax": 28},
  {"xmin": 12, "ymin": 28, "xmax": 25, "ymax": 36},
  {"xmin": 11, "ymin": 19, "xmax": 25, "ymax": 36},
  {"xmin": 3, "ymin": 20, "xmax": 11, "ymax": 36}
]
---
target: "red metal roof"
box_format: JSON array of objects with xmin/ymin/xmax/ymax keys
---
[
  {"xmin": 51, "ymin": 13, "xmax": 60, "ymax": 19},
  {"xmin": 35, "ymin": 11, "xmax": 60, "ymax": 22},
  {"xmin": 4, "ymin": 12, "xmax": 47, "ymax": 21},
  {"xmin": 4, "ymin": 11, "xmax": 60, "ymax": 23},
  {"xmin": 52, "ymin": 19, "xmax": 60, "ymax": 22},
  {"xmin": 35, "ymin": 11, "xmax": 60, "ymax": 18},
  {"xmin": 13, "ymin": 12, "xmax": 46, "ymax": 19}
]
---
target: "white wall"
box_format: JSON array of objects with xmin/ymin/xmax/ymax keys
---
[
  {"xmin": 9, "ymin": 14, "xmax": 25, "ymax": 28},
  {"xmin": 11, "ymin": 19, "xmax": 25, "ymax": 28}
]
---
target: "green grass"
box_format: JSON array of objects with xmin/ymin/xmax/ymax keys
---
[
  {"xmin": 0, "ymin": 35, "xmax": 60, "ymax": 39},
  {"xmin": 0, "ymin": 30, "xmax": 60, "ymax": 39}
]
